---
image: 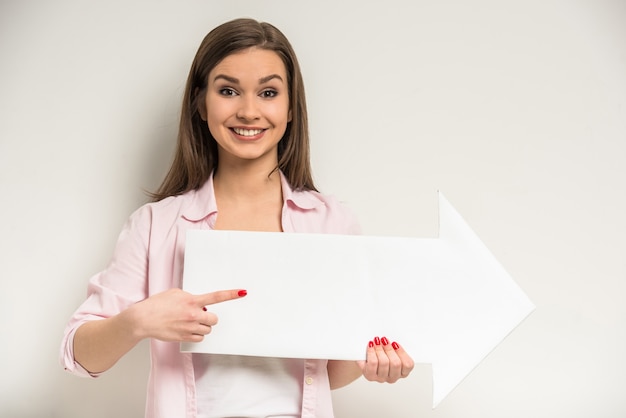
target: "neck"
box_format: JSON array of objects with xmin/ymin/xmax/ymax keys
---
[{"xmin": 213, "ymin": 163, "xmax": 282, "ymax": 201}]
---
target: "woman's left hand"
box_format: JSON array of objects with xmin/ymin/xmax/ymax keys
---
[{"xmin": 357, "ymin": 336, "xmax": 414, "ymax": 383}]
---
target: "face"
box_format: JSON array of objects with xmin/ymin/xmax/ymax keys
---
[{"xmin": 200, "ymin": 47, "xmax": 291, "ymax": 168}]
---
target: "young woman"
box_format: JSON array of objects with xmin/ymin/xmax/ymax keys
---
[{"xmin": 61, "ymin": 18, "xmax": 414, "ymax": 418}]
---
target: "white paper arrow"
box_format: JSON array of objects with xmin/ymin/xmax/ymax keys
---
[{"xmin": 181, "ymin": 193, "xmax": 535, "ymax": 407}]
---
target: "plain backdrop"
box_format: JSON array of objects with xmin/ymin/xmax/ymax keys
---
[{"xmin": 1, "ymin": 0, "xmax": 625, "ymax": 417}]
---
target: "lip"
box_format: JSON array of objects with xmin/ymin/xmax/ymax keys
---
[{"xmin": 230, "ymin": 127, "xmax": 267, "ymax": 141}]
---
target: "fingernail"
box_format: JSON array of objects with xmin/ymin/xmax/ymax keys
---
[
  {"xmin": 392, "ymin": 342, "xmax": 400, "ymax": 350},
  {"xmin": 374, "ymin": 336, "xmax": 381, "ymax": 346},
  {"xmin": 202, "ymin": 307, "xmax": 207, "ymax": 311},
  {"xmin": 238, "ymin": 290, "xmax": 247, "ymax": 297},
  {"xmin": 381, "ymin": 336, "xmax": 389, "ymax": 346},
  {"xmin": 368, "ymin": 341, "xmax": 374, "ymax": 348}
]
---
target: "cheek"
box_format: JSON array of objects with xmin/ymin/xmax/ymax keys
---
[
  {"xmin": 205, "ymin": 107, "xmax": 228, "ymax": 140},
  {"xmin": 271, "ymin": 100, "xmax": 292, "ymax": 125},
  {"xmin": 204, "ymin": 92, "xmax": 229, "ymax": 116},
  {"xmin": 205, "ymin": 100, "xmax": 230, "ymax": 127}
]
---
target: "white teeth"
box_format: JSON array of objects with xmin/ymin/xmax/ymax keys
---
[{"xmin": 233, "ymin": 128, "xmax": 263, "ymax": 137}]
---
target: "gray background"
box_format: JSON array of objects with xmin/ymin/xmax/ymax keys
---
[{"xmin": 1, "ymin": 0, "xmax": 625, "ymax": 417}]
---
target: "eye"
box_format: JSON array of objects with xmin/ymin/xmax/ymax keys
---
[
  {"xmin": 219, "ymin": 88, "xmax": 237, "ymax": 97},
  {"xmin": 260, "ymin": 89, "xmax": 278, "ymax": 98}
]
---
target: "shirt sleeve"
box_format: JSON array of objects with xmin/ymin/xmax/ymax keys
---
[{"xmin": 60, "ymin": 205, "xmax": 153, "ymax": 377}]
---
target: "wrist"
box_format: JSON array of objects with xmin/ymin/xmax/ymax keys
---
[{"xmin": 117, "ymin": 303, "xmax": 147, "ymax": 343}]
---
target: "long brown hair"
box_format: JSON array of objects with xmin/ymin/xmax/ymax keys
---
[{"xmin": 151, "ymin": 18, "xmax": 316, "ymax": 201}]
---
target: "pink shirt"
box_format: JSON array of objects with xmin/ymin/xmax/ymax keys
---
[{"xmin": 60, "ymin": 172, "xmax": 360, "ymax": 418}]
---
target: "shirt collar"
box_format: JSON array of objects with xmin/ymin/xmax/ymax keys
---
[
  {"xmin": 279, "ymin": 171, "xmax": 325, "ymax": 210},
  {"xmin": 181, "ymin": 173, "xmax": 218, "ymax": 222},
  {"xmin": 182, "ymin": 170, "xmax": 323, "ymax": 222}
]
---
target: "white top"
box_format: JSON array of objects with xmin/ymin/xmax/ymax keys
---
[{"xmin": 193, "ymin": 353, "xmax": 304, "ymax": 418}]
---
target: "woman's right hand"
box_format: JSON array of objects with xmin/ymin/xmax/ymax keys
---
[{"xmin": 130, "ymin": 288, "xmax": 247, "ymax": 343}]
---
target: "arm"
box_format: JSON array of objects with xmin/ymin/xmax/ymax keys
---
[
  {"xmin": 72, "ymin": 288, "xmax": 246, "ymax": 374},
  {"xmin": 327, "ymin": 360, "xmax": 362, "ymax": 389},
  {"xmin": 328, "ymin": 337, "xmax": 415, "ymax": 390},
  {"xmin": 62, "ymin": 207, "xmax": 152, "ymax": 376},
  {"xmin": 73, "ymin": 306, "xmax": 143, "ymax": 374}
]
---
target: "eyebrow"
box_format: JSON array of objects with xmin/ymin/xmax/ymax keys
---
[{"xmin": 213, "ymin": 74, "xmax": 284, "ymax": 85}]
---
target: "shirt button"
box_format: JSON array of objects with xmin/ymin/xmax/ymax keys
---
[{"xmin": 305, "ymin": 376, "xmax": 314, "ymax": 385}]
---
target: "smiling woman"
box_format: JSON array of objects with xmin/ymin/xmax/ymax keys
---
[
  {"xmin": 152, "ymin": 18, "xmax": 315, "ymax": 199},
  {"xmin": 60, "ymin": 17, "xmax": 414, "ymax": 418}
]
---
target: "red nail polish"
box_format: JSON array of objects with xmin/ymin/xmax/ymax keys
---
[
  {"xmin": 368, "ymin": 341, "xmax": 374, "ymax": 348},
  {"xmin": 374, "ymin": 336, "xmax": 381, "ymax": 345},
  {"xmin": 392, "ymin": 342, "xmax": 400, "ymax": 350},
  {"xmin": 381, "ymin": 337, "xmax": 389, "ymax": 346},
  {"xmin": 202, "ymin": 307, "xmax": 207, "ymax": 311},
  {"xmin": 238, "ymin": 290, "xmax": 247, "ymax": 297}
]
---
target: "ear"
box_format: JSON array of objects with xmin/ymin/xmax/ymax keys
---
[
  {"xmin": 196, "ymin": 88, "xmax": 207, "ymax": 121},
  {"xmin": 288, "ymin": 108, "xmax": 292, "ymax": 122}
]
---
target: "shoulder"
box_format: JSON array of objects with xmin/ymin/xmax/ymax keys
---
[
  {"xmin": 128, "ymin": 193, "xmax": 189, "ymax": 223},
  {"xmin": 285, "ymin": 188, "xmax": 361, "ymax": 235},
  {"xmin": 124, "ymin": 186, "xmax": 208, "ymax": 235}
]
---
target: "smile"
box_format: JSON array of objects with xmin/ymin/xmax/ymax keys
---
[{"xmin": 232, "ymin": 128, "xmax": 265, "ymax": 137}]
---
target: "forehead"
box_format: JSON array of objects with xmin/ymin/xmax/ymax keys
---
[{"xmin": 210, "ymin": 47, "xmax": 287, "ymax": 82}]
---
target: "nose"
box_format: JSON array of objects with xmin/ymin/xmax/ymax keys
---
[{"xmin": 236, "ymin": 94, "xmax": 260, "ymax": 121}]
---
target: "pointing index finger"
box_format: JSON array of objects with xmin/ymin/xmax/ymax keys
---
[{"xmin": 196, "ymin": 289, "xmax": 247, "ymax": 307}]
